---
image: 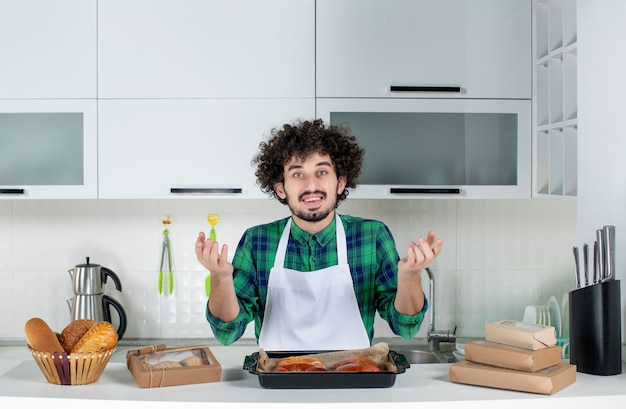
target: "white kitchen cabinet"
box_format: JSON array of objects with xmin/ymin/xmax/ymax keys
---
[
  {"xmin": 0, "ymin": 100, "xmax": 98, "ymax": 199},
  {"xmin": 318, "ymin": 98, "xmax": 531, "ymax": 199},
  {"xmin": 98, "ymin": 99, "xmax": 315, "ymax": 199},
  {"xmin": 316, "ymin": 0, "xmax": 531, "ymax": 99},
  {"xmin": 98, "ymin": 0, "xmax": 314, "ymax": 99},
  {"xmin": 0, "ymin": 0, "xmax": 97, "ymax": 99},
  {"xmin": 533, "ymin": 0, "xmax": 577, "ymax": 199}
]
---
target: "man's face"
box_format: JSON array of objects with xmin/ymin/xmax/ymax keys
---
[{"xmin": 274, "ymin": 153, "xmax": 346, "ymax": 225}]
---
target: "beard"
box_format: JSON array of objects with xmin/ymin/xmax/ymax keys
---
[{"xmin": 286, "ymin": 190, "xmax": 337, "ymax": 223}]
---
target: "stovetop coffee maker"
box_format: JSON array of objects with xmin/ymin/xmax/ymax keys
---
[{"xmin": 67, "ymin": 257, "xmax": 127, "ymax": 339}]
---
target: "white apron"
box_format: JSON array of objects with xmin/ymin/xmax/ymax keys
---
[{"xmin": 258, "ymin": 215, "xmax": 370, "ymax": 351}]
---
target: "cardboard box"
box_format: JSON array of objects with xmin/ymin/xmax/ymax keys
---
[
  {"xmin": 464, "ymin": 340, "xmax": 562, "ymax": 372},
  {"xmin": 127, "ymin": 344, "xmax": 222, "ymax": 388},
  {"xmin": 449, "ymin": 360, "xmax": 576, "ymax": 395},
  {"xmin": 485, "ymin": 320, "xmax": 556, "ymax": 350}
]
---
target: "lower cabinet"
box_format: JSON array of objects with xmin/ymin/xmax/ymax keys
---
[{"xmin": 97, "ymin": 99, "xmax": 315, "ymax": 199}]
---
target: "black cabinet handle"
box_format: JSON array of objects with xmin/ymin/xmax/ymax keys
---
[
  {"xmin": 390, "ymin": 85, "xmax": 462, "ymax": 93},
  {"xmin": 170, "ymin": 187, "xmax": 243, "ymax": 194},
  {"xmin": 390, "ymin": 188, "xmax": 461, "ymax": 194},
  {"xmin": 0, "ymin": 188, "xmax": 25, "ymax": 194}
]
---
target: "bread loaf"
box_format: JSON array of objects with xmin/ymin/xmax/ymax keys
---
[
  {"xmin": 71, "ymin": 321, "xmax": 118, "ymax": 353},
  {"xmin": 181, "ymin": 355, "xmax": 206, "ymax": 367},
  {"xmin": 152, "ymin": 360, "xmax": 183, "ymax": 369},
  {"xmin": 333, "ymin": 356, "xmax": 381, "ymax": 372},
  {"xmin": 274, "ymin": 356, "xmax": 327, "ymax": 372},
  {"xmin": 24, "ymin": 317, "xmax": 64, "ymax": 353},
  {"xmin": 59, "ymin": 319, "xmax": 96, "ymax": 353}
]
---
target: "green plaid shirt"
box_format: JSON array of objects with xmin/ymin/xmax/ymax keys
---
[{"xmin": 206, "ymin": 212, "xmax": 428, "ymax": 345}]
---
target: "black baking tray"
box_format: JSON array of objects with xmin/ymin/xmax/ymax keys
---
[{"xmin": 243, "ymin": 350, "xmax": 410, "ymax": 389}]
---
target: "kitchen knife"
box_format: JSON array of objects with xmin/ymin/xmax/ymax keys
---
[
  {"xmin": 602, "ymin": 225, "xmax": 616, "ymax": 282},
  {"xmin": 596, "ymin": 229, "xmax": 604, "ymax": 283},
  {"xmin": 573, "ymin": 246, "xmax": 581, "ymax": 288},
  {"xmin": 583, "ymin": 243, "xmax": 589, "ymax": 286}
]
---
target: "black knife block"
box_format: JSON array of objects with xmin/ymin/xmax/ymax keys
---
[{"xmin": 569, "ymin": 279, "xmax": 622, "ymax": 375}]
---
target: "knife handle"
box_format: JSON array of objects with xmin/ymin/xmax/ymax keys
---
[{"xmin": 602, "ymin": 225, "xmax": 616, "ymax": 281}]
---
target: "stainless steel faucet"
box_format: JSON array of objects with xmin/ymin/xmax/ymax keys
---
[{"xmin": 424, "ymin": 267, "xmax": 456, "ymax": 351}]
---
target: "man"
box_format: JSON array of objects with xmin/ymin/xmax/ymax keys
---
[{"xmin": 195, "ymin": 119, "xmax": 442, "ymax": 351}]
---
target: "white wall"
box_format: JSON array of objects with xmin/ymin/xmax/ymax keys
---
[
  {"xmin": 577, "ymin": 1, "xmax": 626, "ymax": 355},
  {"xmin": 0, "ymin": 198, "xmax": 576, "ymax": 342}
]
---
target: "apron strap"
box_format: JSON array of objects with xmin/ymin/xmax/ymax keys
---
[
  {"xmin": 273, "ymin": 218, "xmax": 291, "ymax": 268},
  {"xmin": 335, "ymin": 215, "xmax": 347, "ymax": 265},
  {"xmin": 273, "ymin": 215, "xmax": 347, "ymax": 268}
]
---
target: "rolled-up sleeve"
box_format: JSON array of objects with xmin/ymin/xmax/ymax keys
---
[
  {"xmin": 206, "ymin": 230, "xmax": 261, "ymax": 345},
  {"xmin": 374, "ymin": 222, "xmax": 429, "ymax": 339}
]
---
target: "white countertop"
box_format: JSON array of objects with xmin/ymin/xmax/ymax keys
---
[{"xmin": 1, "ymin": 342, "xmax": 626, "ymax": 409}]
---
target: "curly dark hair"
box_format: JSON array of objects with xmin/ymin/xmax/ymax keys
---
[{"xmin": 253, "ymin": 119, "xmax": 365, "ymax": 204}]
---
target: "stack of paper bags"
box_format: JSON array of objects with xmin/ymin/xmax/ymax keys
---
[{"xmin": 449, "ymin": 320, "xmax": 576, "ymax": 395}]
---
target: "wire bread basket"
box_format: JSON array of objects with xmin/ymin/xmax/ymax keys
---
[{"xmin": 28, "ymin": 345, "xmax": 115, "ymax": 385}]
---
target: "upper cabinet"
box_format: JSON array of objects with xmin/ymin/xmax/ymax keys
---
[
  {"xmin": 96, "ymin": 0, "xmax": 316, "ymax": 199},
  {"xmin": 318, "ymin": 98, "xmax": 531, "ymax": 199},
  {"xmin": 0, "ymin": 1, "xmax": 97, "ymax": 199},
  {"xmin": 98, "ymin": 99, "xmax": 314, "ymax": 199},
  {"xmin": 316, "ymin": 0, "xmax": 531, "ymax": 100},
  {"xmin": 0, "ymin": 99, "xmax": 98, "ymax": 199},
  {"xmin": 0, "ymin": 0, "xmax": 97, "ymax": 99},
  {"xmin": 98, "ymin": 0, "xmax": 315, "ymax": 99},
  {"xmin": 533, "ymin": 0, "xmax": 577, "ymax": 199},
  {"xmin": 0, "ymin": 0, "xmax": 536, "ymax": 200}
]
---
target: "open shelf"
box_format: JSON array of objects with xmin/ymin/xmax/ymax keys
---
[{"xmin": 533, "ymin": 0, "xmax": 577, "ymax": 199}]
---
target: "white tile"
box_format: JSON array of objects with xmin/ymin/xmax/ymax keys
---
[
  {"xmin": 454, "ymin": 267, "xmax": 573, "ymax": 337},
  {"xmin": 112, "ymin": 268, "xmax": 161, "ymax": 339},
  {"xmin": 0, "ymin": 271, "xmax": 15, "ymax": 338},
  {"xmin": 159, "ymin": 270, "xmax": 213, "ymax": 338},
  {"xmin": 13, "ymin": 200, "xmax": 92, "ymax": 271},
  {"xmin": 13, "ymin": 269, "xmax": 74, "ymax": 336},
  {"xmin": 457, "ymin": 199, "xmax": 576, "ymax": 270},
  {"xmin": 3, "ymin": 198, "xmax": 577, "ymax": 340}
]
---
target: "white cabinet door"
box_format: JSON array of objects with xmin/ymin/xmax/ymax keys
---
[
  {"xmin": 317, "ymin": 98, "xmax": 531, "ymax": 199},
  {"xmin": 316, "ymin": 0, "xmax": 531, "ymax": 99},
  {"xmin": 98, "ymin": 0, "xmax": 314, "ymax": 99},
  {"xmin": 98, "ymin": 99, "xmax": 315, "ymax": 199},
  {"xmin": 0, "ymin": 0, "xmax": 97, "ymax": 98},
  {"xmin": 0, "ymin": 100, "xmax": 98, "ymax": 199}
]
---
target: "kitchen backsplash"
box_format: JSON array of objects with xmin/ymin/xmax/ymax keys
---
[{"xmin": 0, "ymin": 198, "xmax": 576, "ymax": 342}]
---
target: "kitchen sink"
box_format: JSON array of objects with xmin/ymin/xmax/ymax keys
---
[
  {"xmin": 393, "ymin": 348, "xmax": 445, "ymax": 364},
  {"xmin": 383, "ymin": 338, "xmax": 458, "ymax": 364},
  {"xmin": 391, "ymin": 346, "xmax": 456, "ymax": 364}
]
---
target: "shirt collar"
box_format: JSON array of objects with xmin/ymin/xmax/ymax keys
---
[{"xmin": 289, "ymin": 213, "xmax": 337, "ymax": 247}]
